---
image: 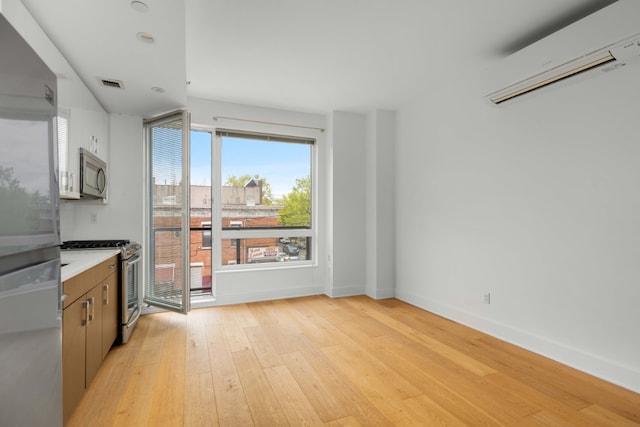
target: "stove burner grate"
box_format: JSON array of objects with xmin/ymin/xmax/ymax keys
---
[{"xmin": 61, "ymin": 240, "xmax": 131, "ymax": 250}]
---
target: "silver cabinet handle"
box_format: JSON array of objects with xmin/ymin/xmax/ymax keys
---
[
  {"xmin": 109, "ymin": 263, "xmax": 116, "ymax": 269},
  {"xmin": 82, "ymin": 300, "xmax": 89, "ymax": 325},
  {"xmin": 103, "ymin": 284, "xmax": 109, "ymax": 304},
  {"xmin": 88, "ymin": 296, "xmax": 95, "ymax": 321}
]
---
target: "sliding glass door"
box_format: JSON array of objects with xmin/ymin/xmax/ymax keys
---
[{"xmin": 144, "ymin": 110, "xmax": 191, "ymax": 314}]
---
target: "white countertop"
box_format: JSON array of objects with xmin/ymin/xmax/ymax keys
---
[{"xmin": 61, "ymin": 249, "xmax": 120, "ymax": 282}]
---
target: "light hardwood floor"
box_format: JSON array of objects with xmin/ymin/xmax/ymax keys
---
[{"xmin": 67, "ymin": 295, "xmax": 640, "ymax": 426}]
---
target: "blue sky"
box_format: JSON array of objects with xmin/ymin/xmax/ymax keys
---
[{"xmin": 190, "ymin": 131, "xmax": 310, "ymax": 199}]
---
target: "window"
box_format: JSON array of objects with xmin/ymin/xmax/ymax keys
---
[{"xmin": 217, "ymin": 129, "xmax": 314, "ymax": 266}]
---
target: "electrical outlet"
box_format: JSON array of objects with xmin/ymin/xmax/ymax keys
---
[
  {"xmin": 483, "ymin": 293, "xmax": 491, "ymax": 304},
  {"xmin": 90, "ymin": 213, "xmax": 98, "ymax": 224}
]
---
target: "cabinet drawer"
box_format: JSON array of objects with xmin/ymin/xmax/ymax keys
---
[
  {"xmin": 63, "ymin": 255, "xmax": 118, "ymax": 308},
  {"xmin": 95, "ymin": 255, "xmax": 118, "ymax": 282}
]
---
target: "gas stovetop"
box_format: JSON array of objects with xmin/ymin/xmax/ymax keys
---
[
  {"xmin": 61, "ymin": 240, "xmax": 130, "ymax": 249},
  {"xmin": 61, "ymin": 240, "xmax": 141, "ymax": 259}
]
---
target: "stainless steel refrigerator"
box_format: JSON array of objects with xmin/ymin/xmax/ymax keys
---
[{"xmin": 0, "ymin": 14, "xmax": 62, "ymax": 427}]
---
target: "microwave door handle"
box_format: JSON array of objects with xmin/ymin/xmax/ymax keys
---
[{"xmin": 97, "ymin": 168, "xmax": 106, "ymax": 193}]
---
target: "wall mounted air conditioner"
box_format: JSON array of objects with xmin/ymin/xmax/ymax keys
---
[{"xmin": 484, "ymin": 0, "xmax": 640, "ymax": 105}]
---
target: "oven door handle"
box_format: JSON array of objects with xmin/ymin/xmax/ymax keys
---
[
  {"xmin": 126, "ymin": 305, "xmax": 141, "ymax": 327},
  {"xmin": 124, "ymin": 253, "xmax": 142, "ymax": 267}
]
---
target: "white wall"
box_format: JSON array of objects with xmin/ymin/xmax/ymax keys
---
[
  {"xmin": 60, "ymin": 114, "xmax": 144, "ymax": 244},
  {"xmin": 395, "ymin": 63, "xmax": 640, "ymax": 392},
  {"xmin": 328, "ymin": 111, "xmax": 367, "ymax": 297},
  {"xmin": 365, "ymin": 110, "xmax": 396, "ymax": 299}
]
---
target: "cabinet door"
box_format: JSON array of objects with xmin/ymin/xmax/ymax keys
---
[
  {"xmin": 101, "ymin": 270, "xmax": 118, "ymax": 359},
  {"xmin": 85, "ymin": 286, "xmax": 103, "ymax": 387},
  {"xmin": 62, "ymin": 297, "xmax": 87, "ymax": 424}
]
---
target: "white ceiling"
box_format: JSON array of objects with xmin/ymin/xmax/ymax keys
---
[{"xmin": 21, "ymin": 0, "xmax": 616, "ymax": 117}]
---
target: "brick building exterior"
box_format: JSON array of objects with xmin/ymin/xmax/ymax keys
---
[{"xmin": 152, "ymin": 182, "xmax": 281, "ymax": 295}]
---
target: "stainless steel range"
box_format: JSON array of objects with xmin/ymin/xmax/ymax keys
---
[{"xmin": 61, "ymin": 240, "xmax": 142, "ymax": 344}]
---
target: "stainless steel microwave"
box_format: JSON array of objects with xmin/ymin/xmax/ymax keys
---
[{"xmin": 79, "ymin": 148, "xmax": 107, "ymax": 199}]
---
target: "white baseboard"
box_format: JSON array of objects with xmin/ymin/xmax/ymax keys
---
[
  {"xmin": 367, "ymin": 287, "xmax": 395, "ymax": 300},
  {"xmin": 215, "ymin": 285, "xmax": 324, "ymax": 306},
  {"xmin": 326, "ymin": 285, "xmax": 366, "ymax": 298},
  {"xmin": 395, "ymin": 289, "xmax": 640, "ymax": 394}
]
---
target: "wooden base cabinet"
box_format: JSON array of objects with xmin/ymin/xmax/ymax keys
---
[
  {"xmin": 101, "ymin": 272, "xmax": 118, "ymax": 360},
  {"xmin": 62, "ymin": 256, "xmax": 118, "ymax": 423},
  {"xmin": 85, "ymin": 284, "xmax": 104, "ymax": 387},
  {"xmin": 62, "ymin": 294, "xmax": 86, "ymax": 423}
]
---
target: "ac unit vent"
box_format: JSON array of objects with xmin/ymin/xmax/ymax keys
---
[
  {"xmin": 483, "ymin": 0, "xmax": 640, "ymax": 106},
  {"xmin": 98, "ymin": 78, "xmax": 124, "ymax": 89}
]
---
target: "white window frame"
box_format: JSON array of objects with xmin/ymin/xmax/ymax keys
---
[{"xmin": 213, "ymin": 128, "xmax": 317, "ymax": 271}]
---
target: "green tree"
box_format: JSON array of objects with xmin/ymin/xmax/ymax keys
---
[
  {"xmin": 278, "ymin": 176, "xmax": 310, "ymax": 227},
  {"xmin": 224, "ymin": 174, "xmax": 275, "ymax": 205}
]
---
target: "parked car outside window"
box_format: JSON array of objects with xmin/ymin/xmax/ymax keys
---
[{"xmin": 282, "ymin": 244, "xmax": 299, "ymax": 256}]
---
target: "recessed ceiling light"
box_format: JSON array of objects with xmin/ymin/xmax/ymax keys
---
[
  {"xmin": 136, "ymin": 32, "xmax": 155, "ymax": 43},
  {"xmin": 130, "ymin": 1, "xmax": 149, "ymax": 12},
  {"xmin": 151, "ymin": 87, "xmax": 165, "ymax": 93}
]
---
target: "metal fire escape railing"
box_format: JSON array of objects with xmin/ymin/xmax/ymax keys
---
[{"xmin": 153, "ymin": 225, "xmax": 312, "ymax": 294}]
